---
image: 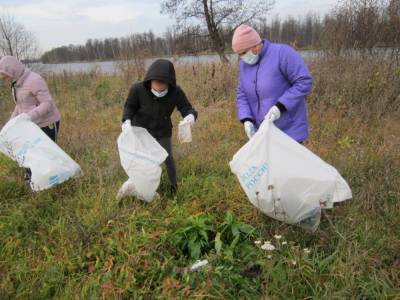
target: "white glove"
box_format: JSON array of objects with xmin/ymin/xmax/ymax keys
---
[
  {"xmin": 19, "ymin": 113, "xmax": 32, "ymax": 121},
  {"xmin": 183, "ymin": 114, "xmax": 195, "ymax": 125},
  {"xmin": 244, "ymin": 121, "xmax": 256, "ymax": 139},
  {"xmin": 265, "ymin": 105, "xmax": 281, "ymax": 122},
  {"xmin": 121, "ymin": 120, "xmax": 132, "ymax": 132}
]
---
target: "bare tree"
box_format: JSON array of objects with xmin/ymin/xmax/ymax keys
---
[
  {"xmin": 0, "ymin": 14, "xmax": 38, "ymax": 61},
  {"xmin": 387, "ymin": 0, "xmax": 400, "ymax": 60},
  {"xmin": 161, "ymin": 0, "xmax": 275, "ymax": 63},
  {"xmin": 40, "ymin": 0, "xmax": 398, "ymax": 64},
  {"xmin": 322, "ymin": 0, "xmax": 389, "ymax": 55}
]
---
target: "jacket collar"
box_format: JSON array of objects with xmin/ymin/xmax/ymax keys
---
[
  {"xmin": 15, "ymin": 68, "xmax": 31, "ymax": 87},
  {"xmin": 258, "ymin": 39, "xmax": 270, "ymax": 60}
]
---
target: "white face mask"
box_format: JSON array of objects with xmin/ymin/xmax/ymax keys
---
[
  {"xmin": 151, "ymin": 88, "xmax": 168, "ymax": 98},
  {"xmin": 241, "ymin": 50, "xmax": 259, "ymax": 65}
]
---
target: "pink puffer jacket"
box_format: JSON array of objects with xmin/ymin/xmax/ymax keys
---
[{"xmin": 0, "ymin": 56, "xmax": 60, "ymax": 128}]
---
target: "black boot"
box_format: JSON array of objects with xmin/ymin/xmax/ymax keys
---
[
  {"xmin": 24, "ymin": 168, "xmax": 32, "ymax": 188},
  {"xmin": 169, "ymin": 184, "xmax": 178, "ymax": 196}
]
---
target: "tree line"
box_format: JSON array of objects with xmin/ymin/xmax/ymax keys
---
[
  {"xmin": 41, "ymin": 14, "xmax": 327, "ymax": 63},
  {"xmin": 41, "ymin": 29, "xmax": 214, "ymax": 63},
  {"xmin": 42, "ymin": 0, "xmax": 399, "ymax": 63},
  {"xmin": 2, "ymin": 0, "xmax": 398, "ymax": 63}
]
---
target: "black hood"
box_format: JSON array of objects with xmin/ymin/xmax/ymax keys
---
[{"xmin": 144, "ymin": 59, "xmax": 176, "ymax": 87}]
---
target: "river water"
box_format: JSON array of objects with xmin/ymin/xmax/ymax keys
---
[{"xmin": 34, "ymin": 50, "xmax": 320, "ymax": 74}]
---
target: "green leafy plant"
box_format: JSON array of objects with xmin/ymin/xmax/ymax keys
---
[
  {"xmin": 219, "ymin": 212, "xmax": 257, "ymax": 244},
  {"xmin": 172, "ymin": 215, "xmax": 215, "ymax": 259},
  {"xmin": 215, "ymin": 212, "xmax": 258, "ymax": 260}
]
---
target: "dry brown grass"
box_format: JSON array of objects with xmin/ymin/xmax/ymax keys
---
[{"xmin": 0, "ymin": 56, "xmax": 399, "ymax": 298}]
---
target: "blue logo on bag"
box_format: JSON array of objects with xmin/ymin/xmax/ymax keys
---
[
  {"xmin": 48, "ymin": 171, "xmax": 72, "ymax": 187},
  {"xmin": 240, "ymin": 163, "xmax": 268, "ymax": 190},
  {"xmin": 16, "ymin": 138, "xmax": 42, "ymax": 157}
]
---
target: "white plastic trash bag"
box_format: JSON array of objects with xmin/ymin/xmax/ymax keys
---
[
  {"xmin": 0, "ymin": 114, "xmax": 82, "ymax": 191},
  {"xmin": 178, "ymin": 119, "xmax": 192, "ymax": 143},
  {"xmin": 117, "ymin": 126, "xmax": 168, "ymax": 202},
  {"xmin": 229, "ymin": 121, "xmax": 352, "ymax": 232}
]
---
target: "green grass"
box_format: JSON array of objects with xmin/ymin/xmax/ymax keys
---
[{"xmin": 0, "ymin": 58, "xmax": 399, "ymax": 299}]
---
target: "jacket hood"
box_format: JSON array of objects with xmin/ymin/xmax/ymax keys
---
[
  {"xmin": 144, "ymin": 59, "xmax": 176, "ymax": 87},
  {"xmin": 0, "ymin": 56, "xmax": 26, "ymax": 82}
]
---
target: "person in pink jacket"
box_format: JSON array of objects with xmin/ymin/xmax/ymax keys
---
[{"xmin": 0, "ymin": 55, "xmax": 61, "ymax": 183}]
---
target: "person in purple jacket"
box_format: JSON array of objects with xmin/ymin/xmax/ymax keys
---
[{"xmin": 232, "ymin": 25, "xmax": 313, "ymax": 142}]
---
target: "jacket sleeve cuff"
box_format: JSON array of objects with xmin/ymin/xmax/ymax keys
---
[
  {"xmin": 185, "ymin": 110, "xmax": 198, "ymax": 120},
  {"xmin": 28, "ymin": 110, "xmax": 39, "ymax": 122},
  {"xmin": 240, "ymin": 118, "xmax": 254, "ymax": 124},
  {"xmin": 276, "ymin": 102, "xmax": 287, "ymax": 112}
]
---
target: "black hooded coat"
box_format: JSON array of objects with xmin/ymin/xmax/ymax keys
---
[{"xmin": 122, "ymin": 59, "xmax": 198, "ymax": 138}]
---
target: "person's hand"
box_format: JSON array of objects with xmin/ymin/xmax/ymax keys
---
[
  {"xmin": 265, "ymin": 105, "xmax": 281, "ymax": 122},
  {"xmin": 244, "ymin": 121, "xmax": 256, "ymax": 139},
  {"xmin": 183, "ymin": 114, "xmax": 195, "ymax": 125},
  {"xmin": 19, "ymin": 113, "xmax": 32, "ymax": 122},
  {"xmin": 121, "ymin": 120, "xmax": 132, "ymax": 132}
]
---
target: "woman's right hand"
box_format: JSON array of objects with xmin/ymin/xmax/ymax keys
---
[
  {"xmin": 121, "ymin": 120, "xmax": 132, "ymax": 132},
  {"xmin": 244, "ymin": 121, "xmax": 255, "ymax": 139}
]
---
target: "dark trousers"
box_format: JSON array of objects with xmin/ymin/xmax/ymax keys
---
[
  {"xmin": 25, "ymin": 121, "xmax": 60, "ymax": 180},
  {"xmin": 42, "ymin": 121, "xmax": 60, "ymax": 142},
  {"xmin": 156, "ymin": 137, "xmax": 178, "ymax": 190}
]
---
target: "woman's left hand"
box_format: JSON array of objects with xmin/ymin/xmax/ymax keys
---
[
  {"xmin": 265, "ymin": 106, "xmax": 281, "ymax": 122},
  {"xmin": 19, "ymin": 113, "xmax": 32, "ymax": 122},
  {"xmin": 183, "ymin": 114, "xmax": 195, "ymax": 125}
]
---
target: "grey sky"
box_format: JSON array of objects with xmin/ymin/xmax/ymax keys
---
[{"xmin": 0, "ymin": 0, "xmax": 338, "ymax": 52}]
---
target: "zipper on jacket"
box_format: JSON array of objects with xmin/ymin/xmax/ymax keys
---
[
  {"xmin": 11, "ymin": 82, "xmax": 17, "ymax": 104},
  {"xmin": 255, "ymin": 63, "xmax": 261, "ymax": 113}
]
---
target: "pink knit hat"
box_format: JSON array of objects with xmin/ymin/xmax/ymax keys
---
[{"xmin": 232, "ymin": 24, "xmax": 262, "ymax": 53}]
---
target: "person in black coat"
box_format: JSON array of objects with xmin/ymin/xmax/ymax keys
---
[{"xmin": 122, "ymin": 59, "xmax": 198, "ymax": 194}]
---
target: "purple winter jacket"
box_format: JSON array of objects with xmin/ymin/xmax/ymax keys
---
[{"xmin": 236, "ymin": 39, "xmax": 313, "ymax": 142}]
